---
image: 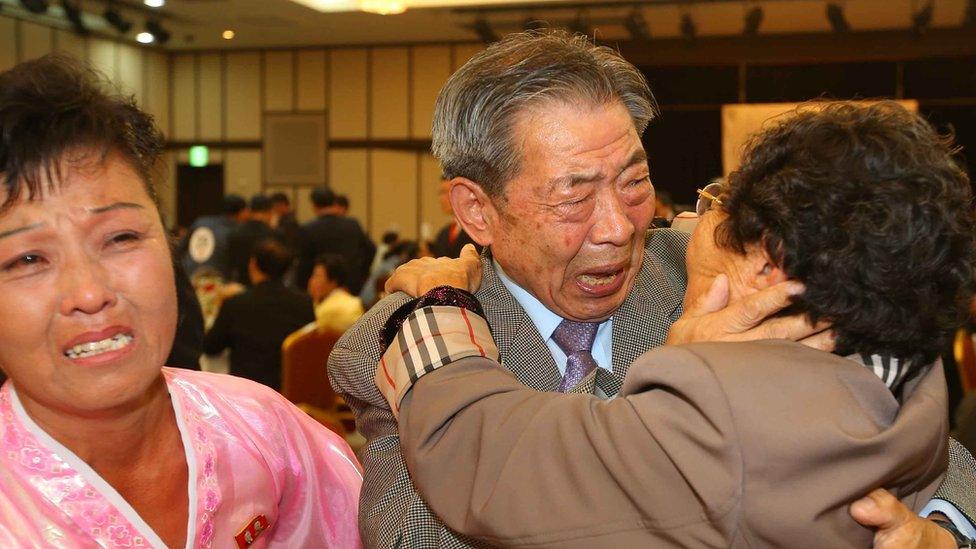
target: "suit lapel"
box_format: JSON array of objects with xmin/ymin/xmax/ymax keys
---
[
  {"xmin": 477, "ymin": 253, "xmax": 563, "ymax": 391},
  {"xmin": 609, "ymin": 230, "xmax": 687, "ymax": 386}
]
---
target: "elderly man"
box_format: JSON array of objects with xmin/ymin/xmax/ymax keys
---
[{"xmin": 328, "ymin": 31, "xmax": 976, "ymax": 547}]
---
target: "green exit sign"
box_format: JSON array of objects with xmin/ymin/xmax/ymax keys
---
[{"xmin": 189, "ymin": 145, "xmax": 209, "ymax": 167}]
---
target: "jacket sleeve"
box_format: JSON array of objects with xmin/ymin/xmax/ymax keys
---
[
  {"xmin": 398, "ymin": 347, "xmax": 743, "ymax": 547},
  {"xmin": 327, "ymin": 294, "xmax": 489, "ymax": 548}
]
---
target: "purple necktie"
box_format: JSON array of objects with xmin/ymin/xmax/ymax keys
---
[{"xmin": 552, "ymin": 319, "xmax": 599, "ymax": 392}]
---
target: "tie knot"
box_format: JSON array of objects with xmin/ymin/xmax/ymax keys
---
[{"xmin": 551, "ymin": 319, "xmax": 599, "ymax": 355}]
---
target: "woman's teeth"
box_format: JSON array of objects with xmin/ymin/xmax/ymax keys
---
[
  {"xmin": 579, "ymin": 272, "xmax": 618, "ymax": 286},
  {"xmin": 65, "ymin": 333, "xmax": 133, "ymax": 359}
]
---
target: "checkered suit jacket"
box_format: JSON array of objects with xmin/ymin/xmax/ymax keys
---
[{"xmin": 328, "ymin": 229, "xmax": 689, "ymax": 548}]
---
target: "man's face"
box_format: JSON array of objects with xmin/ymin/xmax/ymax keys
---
[{"xmin": 485, "ymin": 100, "xmax": 654, "ymax": 322}]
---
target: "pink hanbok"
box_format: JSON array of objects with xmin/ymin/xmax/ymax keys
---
[{"xmin": 0, "ymin": 367, "xmax": 363, "ymax": 548}]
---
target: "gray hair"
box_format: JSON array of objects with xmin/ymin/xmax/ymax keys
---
[{"xmin": 431, "ymin": 30, "xmax": 658, "ymax": 198}]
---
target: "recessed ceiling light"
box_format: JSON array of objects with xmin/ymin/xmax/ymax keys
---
[
  {"xmin": 222, "ymin": 29, "xmax": 235, "ymax": 40},
  {"xmin": 144, "ymin": 0, "xmax": 165, "ymax": 7},
  {"xmin": 136, "ymin": 31, "xmax": 154, "ymax": 43}
]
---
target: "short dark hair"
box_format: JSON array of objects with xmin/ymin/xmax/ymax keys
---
[
  {"xmin": 336, "ymin": 194, "xmax": 349, "ymax": 209},
  {"xmin": 249, "ymin": 194, "xmax": 272, "ymax": 212},
  {"xmin": 717, "ymin": 101, "xmax": 976, "ymax": 370},
  {"xmin": 0, "ymin": 55, "xmax": 164, "ymax": 211},
  {"xmin": 269, "ymin": 192, "xmax": 290, "ymax": 206},
  {"xmin": 311, "ymin": 187, "xmax": 336, "ymax": 208},
  {"xmin": 252, "ymin": 238, "xmax": 293, "ymax": 280},
  {"xmin": 381, "ymin": 230, "xmax": 399, "ymax": 245},
  {"xmin": 221, "ymin": 194, "xmax": 246, "ymax": 214},
  {"xmin": 313, "ymin": 253, "xmax": 347, "ymax": 288}
]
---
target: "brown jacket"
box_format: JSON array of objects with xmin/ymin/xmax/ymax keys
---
[{"xmin": 400, "ymin": 340, "xmax": 948, "ymax": 548}]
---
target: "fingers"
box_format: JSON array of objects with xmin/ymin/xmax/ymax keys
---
[
  {"xmin": 693, "ymin": 274, "xmax": 730, "ymax": 316},
  {"xmin": 849, "ymin": 489, "xmax": 911, "ymax": 530},
  {"xmin": 798, "ymin": 327, "xmax": 835, "ymax": 352},
  {"xmin": 728, "ymin": 280, "xmax": 805, "ymax": 330}
]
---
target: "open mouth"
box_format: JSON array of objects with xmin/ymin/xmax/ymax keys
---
[
  {"xmin": 64, "ymin": 333, "xmax": 134, "ymax": 359},
  {"xmin": 578, "ymin": 271, "xmax": 622, "ymax": 287}
]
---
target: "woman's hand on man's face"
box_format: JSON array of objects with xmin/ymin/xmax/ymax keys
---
[
  {"xmin": 385, "ymin": 244, "xmax": 483, "ymax": 298},
  {"xmin": 666, "ymin": 274, "xmax": 834, "ymax": 350}
]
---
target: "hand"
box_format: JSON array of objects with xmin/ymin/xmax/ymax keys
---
[
  {"xmin": 849, "ymin": 489, "xmax": 956, "ymax": 548},
  {"xmin": 666, "ymin": 274, "xmax": 834, "ymax": 350},
  {"xmin": 385, "ymin": 244, "xmax": 482, "ymax": 297}
]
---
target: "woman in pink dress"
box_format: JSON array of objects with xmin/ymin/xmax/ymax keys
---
[{"xmin": 0, "ymin": 55, "xmax": 363, "ymax": 548}]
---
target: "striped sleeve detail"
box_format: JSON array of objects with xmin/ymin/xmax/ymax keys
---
[{"xmin": 375, "ymin": 305, "xmax": 499, "ymax": 418}]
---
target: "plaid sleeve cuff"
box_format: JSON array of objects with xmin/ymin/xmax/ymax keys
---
[{"xmin": 376, "ymin": 305, "xmax": 499, "ymax": 418}]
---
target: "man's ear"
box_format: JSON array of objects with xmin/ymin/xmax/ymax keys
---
[{"xmin": 450, "ymin": 177, "xmax": 497, "ymax": 247}]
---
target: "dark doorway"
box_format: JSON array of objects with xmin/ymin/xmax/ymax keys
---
[{"xmin": 177, "ymin": 164, "xmax": 224, "ymax": 230}]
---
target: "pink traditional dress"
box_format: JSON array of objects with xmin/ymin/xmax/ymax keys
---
[{"xmin": 0, "ymin": 367, "xmax": 363, "ymax": 548}]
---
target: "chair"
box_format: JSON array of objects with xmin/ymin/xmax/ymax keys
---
[
  {"xmin": 281, "ymin": 322, "xmax": 356, "ymax": 436},
  {"xmin": 953, "ymin": 327, "xmax": 976, "ymax": 393}
]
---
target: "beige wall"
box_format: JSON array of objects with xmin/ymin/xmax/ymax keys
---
[
  {"xmin": 0, "ymin": 15, "xmax": 481, "ymax": 241},
  {"xmin": 163, "ymin": 43, "xmax": 485, "ymax": 241}
]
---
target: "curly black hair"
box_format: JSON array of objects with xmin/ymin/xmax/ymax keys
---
[
  {"xmin": 717, "ymin": 101, "xmax": 976, "ymax": 370},
  {"xmin": 0, "ymin": 54, "xmax": 164, "ymax": 211}
]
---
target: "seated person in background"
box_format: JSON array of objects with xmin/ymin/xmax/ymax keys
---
[
  {"xmin": 0, "ymin": 55, "xmax": 361, "ymax": 547},
  {"xmin": 205, "ymin": 239, "xmax": 315, "ymax": 390},
  {"xmin": 309, "ymin": 253, "xmax": 365, "ymax": 334},
  {"xmin": 360, "ymin": 240, "xmax": 420, "ymax": 307},
  {"xmin": 376, "ymin": 102, "xmax": 976, "ymax": 548}
]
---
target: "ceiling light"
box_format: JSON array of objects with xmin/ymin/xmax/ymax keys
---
[
  {"xmin": 911, "ymin": 1, "xmax": 933, "ymax": 35},
  {"xmin": 681, "ymin": 13, "xmax": 696, "ymax": 40},
  {"xmin": 19, "ymin": 0, "xmax": 49, "ymax": 14},
  {"xmin": 826, "ymin": 3, "xmax": 850, "ymax": 33},
  {"xmin": 470, "ymin": 17, "xmax": 497, "ymax": 43},
  {"xmin": 624, "ymin": 10, "xmax": 650, "ymax": 41},
  {"xmin": 360, "ymin": 0, "xmax": 405, "ymax": 14},
  {"xmin": 743, "ymin": 6, "xmax": 763, "ymax": 36},
  {"xmin": 144, "ymin": 0, "xmax": 165, "ymax": 7},
  {"xmin": 61, "ymin": 0, "xmax": 88, "ymax": 35},
  {"xmin": 136, "ymin": 31, "xmax": 154, "ymax": 43},
  {"xmin": 222, "ymin": 29, "xmax": 235, "ymax": 39},
  {"xmin": 145, "ymin": 19, "xmax": 170, "ymax": 44},
  {"xmin": 104, "ymin": 4, "xmax": 133, "ymax": 33}
]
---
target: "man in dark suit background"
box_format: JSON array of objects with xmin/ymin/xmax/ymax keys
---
[
  {"xmin": 295, "ymin": 187, "xmax": 375, "ymax": 295},
  {"xmin": 204, "ymin": 239, "xmax": 315, "ymax": 391},
  {"xmin": 227, "ymin": 194, "xmax": 281, "ymax": 286}
]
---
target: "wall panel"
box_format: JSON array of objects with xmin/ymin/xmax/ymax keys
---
[
  {"xmin": 144, "ymin": 51, "xmax": 171, "ymax": 137},
  {"xmin": 419, "ymin": 153, "xmax": 449, "ymax": 242},
  {"xmin": 452, "ymin": 43, "xmax": 483, "ymax": 71},
  {"xmin": 88, "ymin": 38, "xmax": 117, "ymax": 82},
  {"xmin": 369, "ymin": 47, "xmax": 409, "ymax": 138},
  {"xmin": 20, "ymin": 21, "xmax": 52, "ymax": 62},
  {"xmin": 224, "ymin": 149, "xmax": 263, "ymax": 199},
  {"xmin": 54, "ymin": 29, "xmax": 87, "ymax": 62},
  {"xmin": 225, "ymin": 52, "xmax": 262, "ymax": 140},
  {"xmin": 0, "ymin": 18, "xmax": 16, "ymax": 71},
  {"xmin": 172, "ymin": 53, "xmax": 197, "ymax": 141},
  {"xmin": 117, "ymin": 45, "xmax": 144, "ymax": 105},
  {"xmin": 329, "ymin": 49, "xmax": 368, "ymax": 139},
  {"xmin": 371, "ymin": 150, "xmax": 418, "ymax": 239},
  {"xmin": 198, "ymin": 53, "xmax": 223, "ymax": 140},
  {"xmin": 328, "ymin": 149, "xmax": 369, "ymax": 227},
  {"xmin": 410, "ymin": 46, "xmax": 451, "ymax": 138},
  {"xmin": 264, "ymin": 51, "xmax": 295, "ymax": 111},
  {"xmin": 296, "ymin": 49, "xmax": 327, "ymax": 111}
]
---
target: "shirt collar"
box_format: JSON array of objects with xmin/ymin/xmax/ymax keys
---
[{"xmin": 494, "ymin": 260, "xmax": 608, "ymax": 341}]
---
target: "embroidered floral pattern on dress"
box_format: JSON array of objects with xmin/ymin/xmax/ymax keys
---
[{"xmin": 0, "ymin": 390, "xmax": 152, "ymax": 548}]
